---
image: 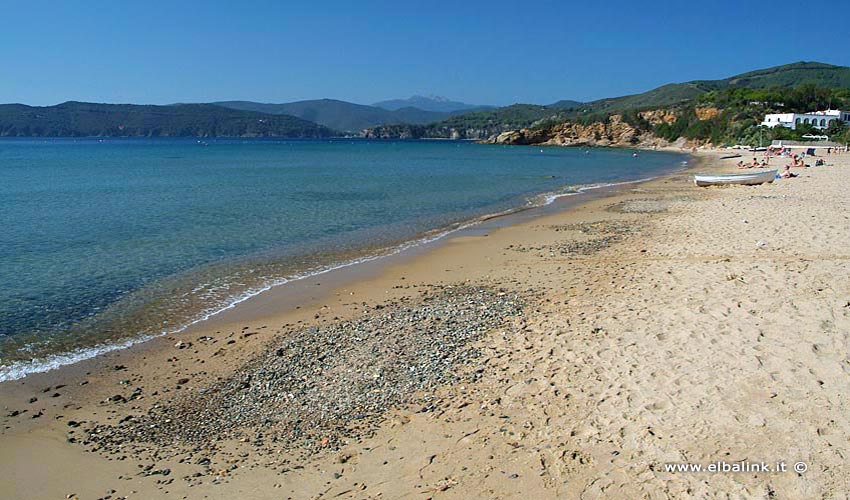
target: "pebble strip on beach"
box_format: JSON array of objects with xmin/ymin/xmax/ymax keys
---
[
  {"xmin": 84, "ymin": 285, "xmax": 524, "ymax": 463},
  {"xmin": 509, "ymin": 219, "xmax": 644, "ymax": 256}
]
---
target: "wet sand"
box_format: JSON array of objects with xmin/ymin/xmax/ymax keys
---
[{"xmin": 2, "ymin": 149, "xmax": 849, "ymax": 499}]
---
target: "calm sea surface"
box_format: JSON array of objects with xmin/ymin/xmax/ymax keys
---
[{"xmin": 0, "ymin": 138, "xmax": 686, "ymax": 380}]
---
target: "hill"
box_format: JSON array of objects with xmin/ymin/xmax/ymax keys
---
[
  {"xmin": 486, "ymin": 61, "xmax": 850, "ymax": 148},
  {"xmin": 215, "ymin": 99, "xmax": 454, "ymax": 132},
  {"xmin": 713, "ymin": 61, "xmax": 850, "ymax": 89},
  {"xmin": 363, "ymin": 103, "xmax": 591, "ymax": 140},
  {"xmin": 548, "ymin": 100, "xmax": 583, "ymax": 110},
  {"xmin": 362, "ymin": 104, "xmax": 566, "ymax": 140},
  {"xmin": 0, "ymin": 102, "xmax": 336, "ymax": 138},
  {"xmin": 567, "ymin": 61, "xmax": 850, "ymax": 118},
  {"xmin": 363, "ymin": 61, "xmax": 850, "ymax": 141},
  {"xmin": 372, "ymin": 95, "xmax": 490, "ymax": 113}
]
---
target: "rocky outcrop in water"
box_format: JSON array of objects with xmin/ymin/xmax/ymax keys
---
[{"xmin": 360, "ymin": 124, "xmax": 506, "ymax": 140}]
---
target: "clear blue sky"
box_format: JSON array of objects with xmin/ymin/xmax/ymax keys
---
[{"xmin": 2, "ymin": 0, "xmax": 848, "ymax": 107}]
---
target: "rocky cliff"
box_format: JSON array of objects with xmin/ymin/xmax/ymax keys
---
[{"xmin": 481, "ymin": 114, "xmax": 657, "ymax": 147}]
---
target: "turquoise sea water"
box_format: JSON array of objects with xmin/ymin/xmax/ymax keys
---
[{"xmin": 0, "ymin": 138, "xmax": 686, "ymax": 380}]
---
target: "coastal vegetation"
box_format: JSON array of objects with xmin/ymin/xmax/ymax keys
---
[
  {"xmin": 647, "ymin": 84, "xmax": 850, "ymax": 146},
  {"xmin": 566, "ymin": 61, "xmax": 850, "ymax": 118}
]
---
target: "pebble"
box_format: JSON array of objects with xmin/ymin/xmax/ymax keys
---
[
  {"xmin": 85, "ymin": 286, "xmax": 523, "ymax": 459},
  {"xmin": 513, "ymin": 221, "xmax": 641, "ymax": 256}
]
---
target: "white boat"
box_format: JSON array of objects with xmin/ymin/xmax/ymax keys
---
[{"xmin": 693, "ymin": 169, "xmax": 777, "ymax": 187}]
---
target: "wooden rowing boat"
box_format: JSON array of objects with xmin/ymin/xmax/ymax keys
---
[{"xmin": 693, "ymin": 169, "xmax": 777, "ymax": 187}]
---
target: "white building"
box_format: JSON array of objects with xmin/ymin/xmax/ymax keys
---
[{"xmin": 761, "ymin": 109, "xmax": 850, "ymax": 130}]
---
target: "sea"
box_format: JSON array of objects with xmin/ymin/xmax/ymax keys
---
[{"xmin": 0, "ymin": 138, "xmax": 687, "ymax": 381}]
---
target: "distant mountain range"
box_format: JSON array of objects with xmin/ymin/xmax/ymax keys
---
[
  {"xmin": 0, "ymin": 101, "xmax": 334, "ymax": 138},
  {"xmin": 214, "ymin": 99, "xmax": 452, "ymax": 132},
  {"xmin": 214, "ymin": 97, "xmax": 494, "ymax": 132},
  {"xmin": 372, "ymin": 95, "xmax": 491, "ymax": 113},
  {"xmin": 0, "ymin": 62, "xmax": 847, "ymax": 139}
]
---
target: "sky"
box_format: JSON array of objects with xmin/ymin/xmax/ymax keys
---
[{"xmin": 1, "ymin": 0, "xmax": 848, "ymax": 107}]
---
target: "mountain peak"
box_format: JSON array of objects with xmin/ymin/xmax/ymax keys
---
[
  {"xmin": 412, "ymin": 95, "xmax": 451, "ymax": 103},
  {"xmin": 373, "ymin": 96, "xmax": 491, "ymax": 113}
]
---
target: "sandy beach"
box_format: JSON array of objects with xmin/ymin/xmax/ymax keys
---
[{"xmin": 2, "ymin": 148, "xmax": 849, "ymax": 499}]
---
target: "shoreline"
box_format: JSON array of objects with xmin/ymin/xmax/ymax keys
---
[
  {"xmin": 182, "ymin": 163, "xmax": 690, "ymax": 334},
  {"xmin": 10, "ymin": 147, "xmax": 849, "ymax": 498},
  {"xmin": 0, "ymin": 149, "xmax": 688, "ymax": 383}
]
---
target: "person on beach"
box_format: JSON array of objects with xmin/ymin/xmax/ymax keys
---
[
  {"xmin": 780, "ymin": 165, "xmax": 798, "ymax": 178},
  {"xmin": 751, "ymin": 157, "xmax": 760, "ymax": 167},
  {"xmin": 788, "ymin": 155, "xmax": 809, "ymax": 169}
]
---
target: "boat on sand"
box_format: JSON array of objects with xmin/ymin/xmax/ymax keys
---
[{"xmin": 693, "ymin": 169, "xmax": 777, "ymax": 187}]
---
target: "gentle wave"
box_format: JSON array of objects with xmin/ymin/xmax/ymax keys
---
[{"xmin": 0, "ymin": 172, "xmax": 682, "ymax": 383}]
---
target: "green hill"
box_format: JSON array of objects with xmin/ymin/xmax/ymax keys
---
[
  {"xmin": 431, "ymin": 104, "xmax": 559, "ymax": 130},
  {"xmin": 567, "ymin": 61, "xmax": 850, "ymax": 118},
  {"xmin": 547, "ymin": 100, "xmax": 583, "ymax": 110},
  {"xmin": 567, "ymin": 83, "xmax": 707, "ymax": 117},
  {"xmin": 215, "ymin": 99, "xmax": 452, "ymax": 132},
  {"xmin": 717, "ymin": 61, "xmax": 850, "ymax": 89},
  {"xmin": 0, "ymin": 102, "xmax": 336, "ymax": 138}
]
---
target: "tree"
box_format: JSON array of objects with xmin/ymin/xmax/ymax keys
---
[
  {"xmin": 825, "ymin": 119, "xmax": 846, "ymax": 137},
  {"xmin": 794, "ymin": 122, "xmax": 817, "ymax": 136}
]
